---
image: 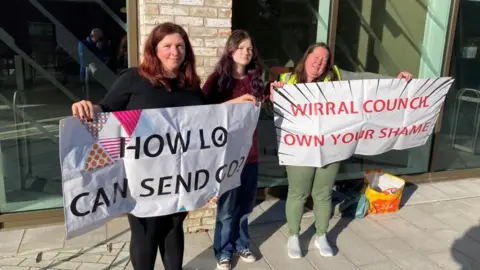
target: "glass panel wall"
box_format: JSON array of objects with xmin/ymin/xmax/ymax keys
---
[
  {"xmin": 232, "ymin": 0, "xmax": 332, "ymax": 68},
  {"xmin": 433, "ymin": 0, "xmax": 480, "ymax": 171},
  {"xmin": 332, "ymin": 0, "xmax": 452, "ymax": 180},
  {"xmin": 0, "ymin": 0, "xmax": 128, "ymax": 213},
  {"xmin": 232, "ymin": 0, "xmax": 333, "ymax": 187}
]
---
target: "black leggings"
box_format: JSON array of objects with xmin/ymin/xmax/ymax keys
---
[{"xmin": 128, "ymin": 212, "xmax": 188, "ymax": 270}]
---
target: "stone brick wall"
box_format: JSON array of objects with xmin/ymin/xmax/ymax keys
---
[
  {"xmin": 183, "ymin": 202, "xmax": 218, "ymax": 233},
  {"xmin": 138, "ymin": 0, "xmax": 232, "ymax": 83},
  {"xmin": 137, "ymin": 0, "xmax": 233, "ymax": 233}
]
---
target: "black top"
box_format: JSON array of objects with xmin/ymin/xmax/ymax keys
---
[{"xmin": 99, "ymin": 68, "xmax": 205, "ymax": 112}]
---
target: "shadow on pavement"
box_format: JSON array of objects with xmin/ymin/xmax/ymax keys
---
[
  {"xmin": 399, "ymin": 182, "xmax": 418, "ymax": 207},
  {"xmin": 452, "ymin": 225, "xmax": 480, "ymax": 270},
  {"xmin": 182, "ymin": 197, "xmax": 279, "ymax": 270},
  {"xmin": 324, "ymin": 217, "xmax": 353, "ymax": 256},
  {"xmin": 183, "ymin": 191, "xmax": 359, "ymax": 269},
  {"xmin": 45, "ymin": 228, "xmax": 130, "ymax": 270}
]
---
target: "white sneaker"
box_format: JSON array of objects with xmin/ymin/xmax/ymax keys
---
[
  {"xmin": 314, "ymin": 234, "xmax": 334, "ymax": 257},
  {"xmin": 238, "ymin": 249, "xmax": 256, "ymax": 263},
  {"xmin": 287, "ymin": 235, "xmax": 302, "ymax": 259},
  {"xmin": 216, "ymin": 257, "xmax": 231, "ymax": 270}
]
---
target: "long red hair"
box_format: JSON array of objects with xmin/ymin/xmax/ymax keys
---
[{"xmin": 139, "ymin": 22, "xmax": 200, "ymax": 90}]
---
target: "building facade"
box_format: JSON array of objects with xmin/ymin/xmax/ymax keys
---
[{"xmin": 0, "ymin": 0, "xmax": 478, "ymax": 229}]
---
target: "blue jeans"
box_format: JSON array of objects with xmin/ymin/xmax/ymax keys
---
[{"xmin": 213, "ymin": 162, "xmax": 258, "ymax": 260}]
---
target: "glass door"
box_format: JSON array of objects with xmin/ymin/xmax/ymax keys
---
[
  {"xmin": 0, "ymin": 0, "xmax": 128, "ymax": 213},
  {"xmin": 432, "ymin": 0, "xmax": 480, "ymax": 171}
]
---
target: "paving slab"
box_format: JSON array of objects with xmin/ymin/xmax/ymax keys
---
[
  {"xmin": 327, "ymin": 224, "xmax": 389, "ymax": 267},
  {"xmin": 369, "ymin": 238, "xmax": 442, "ymax": 270},
  {"xmin": 0, "ymin": 180, "xmax": 480, "ymax": 270},
  {"xmin": 305, "ymin": 251, "xmax": 358, "ymax": 270},
  {"xmin": 105, "ymin": 216, "xmax": 131, "ymax": 243},
  {"xmin": 427, "ymin": 250, "xmax": 480, "ymax": 270},
  {"xmin": 252, "ymin": 230, "xmax": 316, "ymax": 270},
  {"xmin": 17, "ymin": 225, "xmax": 65, "ymax": 255},
  {"xmin": 396, "ymin": 206, "xmax": 450, "ymax": 230},
  {"xmin": 63, "ymin": 226, "xmax": 106, "ymax": 250},
  {"xmin": 0, "ymin": 230, "xmax": 24, "ymax": 256}
]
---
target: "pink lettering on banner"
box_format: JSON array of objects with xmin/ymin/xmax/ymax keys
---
[
  {"xmin": 284, "ymin": 123, "xmax": 431, "ymax": 147},
  {"xmin": 284, "ymin": 134, "xmax": 325, "ymax": 147},
  {"xmin": 289, "ymin": 97, "xmax": 430, "ymax": 116},
  {"xmin": 330, "ymin": 129, "xmax": 375, "ymax": 145},
  {"xmin": 379, "ymin": 122, "xmax": 431, "ymax": 139},
  {"xmin": 290, "ymin": 101, "xmax": 359, "ymax": 116},
  {"xmin": 363, "ymin": 96, "xmax": 429, "ymax": 113},
  {"xmin": 275, "ymin": 77, "xmax": 455, "ymax": 168}
]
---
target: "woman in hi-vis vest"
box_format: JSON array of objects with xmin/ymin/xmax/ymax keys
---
[{"xmin": 269, "ymin": 42, "xmax": 413, "ymax": 259}]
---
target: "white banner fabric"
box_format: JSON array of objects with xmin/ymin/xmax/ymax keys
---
[
  {"xmin": 59, "ymin": 103, "xmax": 260, "ymax": 239},
  {"xmin": 273, "ymin": 78, "xmax": 454, "ymax": 167}
]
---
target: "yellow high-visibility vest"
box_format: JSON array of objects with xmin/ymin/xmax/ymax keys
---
[{"xmin": 279, "ymin": 65, "xmax": 342, "ymax": 84}]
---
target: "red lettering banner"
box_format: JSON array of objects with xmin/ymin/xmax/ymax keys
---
[{"xmin": 273, "ymin": 78, "xmax": 454, "ymax": 167}]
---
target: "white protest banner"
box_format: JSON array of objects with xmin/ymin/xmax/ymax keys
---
[
  {"xmin": 273, "ymin": 78, "xmax": 454, "ymax": 167},
  {"xmin": 59, "ymin": 103, "xmax": 260, "ymax": 239}
]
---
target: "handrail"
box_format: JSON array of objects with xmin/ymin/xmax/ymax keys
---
[
  {"xmin": 85, "ymin": 67, "xmax": 90, "ymax": 100},
  {"xmin": 12, "ymin": 90, "xmax": 25, "ymax": 189},
  {"xmin": 94, "ymin": 0, "xmax": 127, "ymax": 31},
  {"xmin": 42, "ymin": 0, "xmax": 127, "ymax": 31},
  {"xmin": 0, "ymin": 28, "xmax": 80, "ymax": 102},
  {"xmin": 29, "ymin": 0, "xmax": 117, "ymax": 90}
]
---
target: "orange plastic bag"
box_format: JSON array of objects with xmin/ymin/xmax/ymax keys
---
[{"xmin": 364, "ymin": 170, "xmax": 405, "ymax": 215}]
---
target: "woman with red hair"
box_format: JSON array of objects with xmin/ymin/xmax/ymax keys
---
[{"xmin": 70, "ymin": 22, "xmax": 252, "ymax": 270}]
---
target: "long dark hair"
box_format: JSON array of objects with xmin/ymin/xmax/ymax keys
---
[
  {"xmin": 293, "ymin": 42, "xmax": 338, "ymax": 83},
  {"xmin": 215, "ymin": 30, "xmax": 264, "ymax": 97},
  {"xmin": 139, "ymin": 22, "xmax": 200, "ymax": 90}
]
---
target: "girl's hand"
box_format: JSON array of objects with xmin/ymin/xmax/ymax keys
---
[
  {"xmin": 225, "ymin": 94, "xmax": 256, "ymax": 104},
  {"xmin": 269, "ymin": 81, "xmax": 285, "ymax": 102},
  {"xmin": 71, "ymin": 100, "xmax": 100, "ymax": 121},
  {"xmin": 396, "ymin": 71, "xmax": 413, "ymax": 81}
]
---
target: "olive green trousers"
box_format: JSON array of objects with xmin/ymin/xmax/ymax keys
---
[{"xmin": 285, "ymin": 163, "xmax": 340, "ymax": 236}]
